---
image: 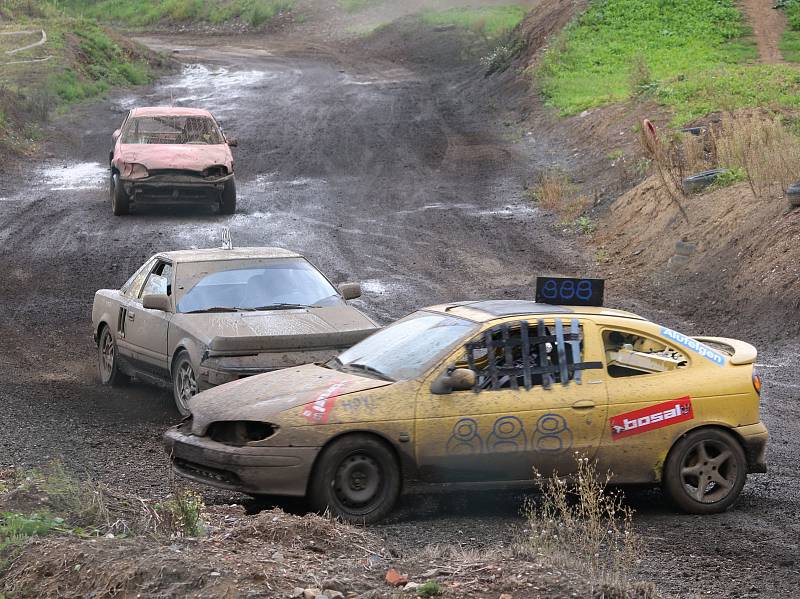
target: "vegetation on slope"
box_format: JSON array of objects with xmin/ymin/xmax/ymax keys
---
[
  {"xmin": 419, "ymin": 5, "xmax": 528, "ymax": 39},
  {"xmin": 536, "ymin": 0, "xmax": 800, "ymax": 124},
  {"xmin": 47, "ymin": 0, "xmax": 294, "ymax": 28}
]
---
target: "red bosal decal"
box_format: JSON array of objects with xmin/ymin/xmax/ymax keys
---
[
  {"xmin": 302, "ymin": 382, "xmax": 349, "ymax": 424},
  {"xmin": 610, "ymin": 397, "xmax": 693, "ymax": 440}
]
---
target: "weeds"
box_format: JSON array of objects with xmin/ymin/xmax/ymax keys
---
[
  {"xmin": 416, "ymin": 581, "xmax": 442, "ymax": 597},
  {"xmin": 574, "ymin": 215, "xmax": 595, "ymax": 235},
  {"xmin": 0, "ymin": 513, "xmax": 64, "ymax": 552},
  {"xmin": 157, "ymin": 490, "xmax": 205, "ymax": 538},
  {"xmin": 481, "ymin": 32, "xmax": 525, "ymax": 75},
  {"xmin": 518, "ymin": 457, "xmax": 651, "ymax": 597},
  {"xmin": 528, "ymin": 168, "xmax": 592, "ymax": 224}
]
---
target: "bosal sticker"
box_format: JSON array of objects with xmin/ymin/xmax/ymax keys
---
[
  {"xmin": 610, "ymin": 397, "xmax": 693, "ymax": 440},
  {"xmin": 302, "ymin": 382, "xmax": 349, "ymax": 424}
]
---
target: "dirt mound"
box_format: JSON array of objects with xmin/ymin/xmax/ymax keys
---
[
  {"xmin": 594, "ymin": 176, "xmax": 800, "ymax": 341},
  {"xmin": 516, "ymin": 0, "xmax": 587, "ymax": 64}
]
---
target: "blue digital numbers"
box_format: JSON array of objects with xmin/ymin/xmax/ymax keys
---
[{"xmin": 536, "ymin": 277, "xmax": 604, "ymax": 307}]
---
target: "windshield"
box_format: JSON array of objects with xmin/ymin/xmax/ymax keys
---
[
  {"xmin": 333, "ymin": 312, "xmax": 478, "ymax": 381},
  {"xmin": 177, "ymin": 259, "xmax": 340, "ymax": 313},
  {"xmin": 121, "ymin": 115, "xmax": 224, "ymax": 145}
]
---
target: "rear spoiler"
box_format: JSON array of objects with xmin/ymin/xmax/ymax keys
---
[
  {"xmin": 207, "ymin": 328, "xmax": 377, "ymax": 354},
  {"xmin": 693, "ymin": 336, "xmax": 757, "ymax": 366}
]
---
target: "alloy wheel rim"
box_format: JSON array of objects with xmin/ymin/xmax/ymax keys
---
[
  {"xmin": 100, "ymin": 333, "xmax": 114, "ymax": 379},
  {"xmin": 176, "ymin": 362, "xmax": 197, "ymax": 412},
  {"xmin": 333, "ymin": 453, "xmax": 382, "ymax": 511},
  {"xmin": 680, "ymin": 439, "xmax": 738, "ymax": 504}
]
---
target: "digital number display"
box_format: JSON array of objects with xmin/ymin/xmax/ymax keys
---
[{"xmin": 535, "ymin": 277, "xmax": 604, "ymax": 307}]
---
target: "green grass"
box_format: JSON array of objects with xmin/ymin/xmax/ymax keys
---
[
  {"xmin": 50, "ymin": 0, "xmax": 294, "ymax": 28},
  {"xmin": 339, "ymin": 0, "xmax": 383, "ymax": 14},
  {"xmin": 419, "ymin": 5, "xmax": 527, "ymax": 39},
  {"xmin": 780, "ymin": 30, "xmax": 800, "ymax": 63},
  {"xmin": 0, "ymin": 512, "xmax": 64, "ymax": 552},
  {"xmin": 539, "ymin": 0, "xmax": 758, "ymax": 118}
]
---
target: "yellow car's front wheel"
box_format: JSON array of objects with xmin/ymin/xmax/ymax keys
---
[{"xmin": 663, "ymin": 428, "xmax": 747, "ymax": 514}]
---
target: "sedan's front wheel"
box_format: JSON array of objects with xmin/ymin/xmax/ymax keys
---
[
  {"xmin": 663, "ymin": 428, "xmax": 747, "ymax": 514},
  {"xmin": 309, "ymin": 434, "xmax": 400, "ymax": 524},
  {"xmin": 172, "ymin": 350, "xmax": 197, "ymax": 417}
]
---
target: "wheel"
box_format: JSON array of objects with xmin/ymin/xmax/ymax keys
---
[
  {"xmin": 172, "ymin": 350, "xmax": 198, "ymax": 417},
  {"xmin": 219, "ymin": 178, "xmax": 236, "ymax": 215},
  {"xmin": 786, "ymin": 182, "xmax": 800, "ymax": 208},
  {"xmin": 110, "ymin": 173, "xmax": 130, "ymax": 216},
  {"xmin": 308, "ymin": 434, "xmax": 400, "ymax": 524},
  {"xmin": 98, "ymin": 326, "xmax": 128, "ymax": 386},
  {"xmin": 682, "ymin": 169, "xmax": 728, "ymax": 194},
  {"xmin": 663, "ymin": 428, "xmax": 747, "ymax": 514}
]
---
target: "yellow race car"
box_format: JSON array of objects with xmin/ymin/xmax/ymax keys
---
[{"xmin": 165, "ymin": 279, "xmax": 767, "ymax": 522}]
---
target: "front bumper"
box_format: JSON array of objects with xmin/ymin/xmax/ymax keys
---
[
  {"xmin": 163, "ymin": 427, "xmax": 319, "ymax": 496},
  {"xmin": 122, "ymin": 173, "xmax": 233, "ymax": 203},
  {"xmin": 735, "ymin": 422, "xmax": 768, "ymax": 474}
]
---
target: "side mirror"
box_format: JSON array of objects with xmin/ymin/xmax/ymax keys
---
[
  {"xmin": 339, "ymin": 282, "xmax": 361, "ymax": 300},
  {"xmin": 226, "ymin": 137, "xmax": 238, "ymax": 147},
  {"xmin": 142, "ymin": 294, "xmax": 171, "ymax": 312},
  {"xmin": 431, "ymin": 368, "xmax": 476, "ymax": 395},
  {"xmin": 112, "ymin": 129, "xmax": 121, "ymax": 142}
]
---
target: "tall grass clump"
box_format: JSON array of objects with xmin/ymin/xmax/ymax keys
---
[{"xmin": 518, "ymin": 457, "xmax": 653, "ymax": 598}]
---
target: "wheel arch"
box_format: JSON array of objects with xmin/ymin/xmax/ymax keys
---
[{"xmin": 305, "ymin": 429, "xmax": 410, "ymax": 495}]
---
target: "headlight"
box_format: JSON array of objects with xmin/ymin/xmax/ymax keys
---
[
  {"xmin": 207, "ymin": 421, "xmax": 278, "ymax": 446},
  {"xmin": 122, "ymin": 162, "xmax": 149, "ymax": 179}
]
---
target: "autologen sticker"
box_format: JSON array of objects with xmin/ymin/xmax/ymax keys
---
[
  {"xmin": 302, "ymin": 382, "xmax": 349, "ymax": 424},
  {"xmin": 660, "ymin": 327, "xmax": 725, "ymax": 367},
  {"xmin": 610, "ymin": 397, "xmax": 694, "ymax": 440}
]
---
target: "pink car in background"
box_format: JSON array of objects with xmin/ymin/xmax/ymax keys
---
[{"xmin": 109, "ymin": 107, "xmax": 238, "ymax": 216}]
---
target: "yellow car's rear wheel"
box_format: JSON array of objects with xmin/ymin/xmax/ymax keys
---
[{"xmin": 663, "ymin": 428, "xmax": 747, "ymax": 514}]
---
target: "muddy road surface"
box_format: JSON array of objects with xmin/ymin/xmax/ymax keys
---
[{"xmin": 0, "ymin": 29, "xmax": 798, "ymax": 599}]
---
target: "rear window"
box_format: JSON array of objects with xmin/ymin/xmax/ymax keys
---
[{"xmin": 121, "ymin": 115, "xmax": 223, "ymax": 145}]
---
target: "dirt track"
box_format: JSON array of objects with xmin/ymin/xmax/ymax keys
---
[{"xmin": 1, "ymin": 24, "xmax": 799, "ymax": 599}]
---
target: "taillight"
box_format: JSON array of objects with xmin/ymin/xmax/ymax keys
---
[{"xmin": 752, "ymin": 374, "xmax": 762, "ymax": 395}]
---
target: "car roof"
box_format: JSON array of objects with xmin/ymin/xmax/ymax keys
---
[
  {"xmin": 130, "ymin": 107, "xmax": 214, "ymax": 118},
  {"xmin": 426, "ymin": 300, "xmax": 646, "ymax": 323},
  {"xmin": 156, "ymin": 247, "xmax": 302, "ymax": 263}
]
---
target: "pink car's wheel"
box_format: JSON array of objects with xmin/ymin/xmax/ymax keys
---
[{"xmin": 110, "ymin": 174, "xmax": 130, "ymax": 216}]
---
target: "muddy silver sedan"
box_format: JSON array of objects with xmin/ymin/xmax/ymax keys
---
[{"xmin": 92, "ymin": 247, "xmax": 378, "ymax": 414}]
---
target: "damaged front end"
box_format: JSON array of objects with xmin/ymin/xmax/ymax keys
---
[
  {"xmin": 197, "ymin": 329, "xmax": 375, "ymax": 389},
  {"xmin": 122, "ymin": 166, "xmax": 233, "ymax": 203}
]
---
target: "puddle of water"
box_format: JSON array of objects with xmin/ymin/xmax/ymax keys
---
[
  {"xmin": 476, "ymin": 204, "xmax": 539, "ymax": 218},
  {"xmin": 361, "ymin": 278, "xmax": 406, "ymax": 295},
  {"xmin": 161, "ymin": 65, "xmax": 273, "ymax": 110},
  {"xmin": 42, "ymin": 162, "xmax": 106, "ymax": 191}
]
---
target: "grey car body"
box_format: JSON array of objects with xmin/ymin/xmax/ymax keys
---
[{"xmin": 91, "ymin": 247, "xmax": 378, "ymax": 414}]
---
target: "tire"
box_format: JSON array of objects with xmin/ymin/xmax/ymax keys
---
[
  {"xmin": 682, "ymin": 169, "xmax": 728, "ymax": 194},
  {"xmin": 97, "ymin": 326, "xmax": 128, "ymax": 386},
  {"xmin": 663, "ymin": 428, "xmax": 747, "ymax": 515},
  {"xmin": 308, "ymin": 434, "xmax": 400, "ymax": 524},
  {"xmin": 220, "ymin": 178, "xmax": 236, "ymax": 215},
  {"xmin": 172, "ymin": 350, "xmax": 198, "ymax": 417},
  {"xmin": 110, "ymin": 173, "xmax": 130, "ymax": 216},
  {"xmin": 786, "ymin": 182, "xmax": 800, "ymax": 208}
]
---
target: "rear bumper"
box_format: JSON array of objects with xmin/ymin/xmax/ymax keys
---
[
  {"xmin": 735, "ymin": 422, "xmax": 768, "ymax": 474},
  {"xmin": 163, "ymin": 427, "xmax": 318, "ymax": 496}
]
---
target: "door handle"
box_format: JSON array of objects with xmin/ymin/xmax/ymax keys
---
[
  {"xmin": 127, "ymin": 312, "xmax": 135, "ymax": 321},
  {"xmin": 571, "ymin": 400, "xmax": 596, "ymax": 410}
]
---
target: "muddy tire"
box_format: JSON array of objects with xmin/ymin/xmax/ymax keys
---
[
  {"xmin": 308, "ymin": 434, "xmax": 400, "ymax": 524},
  {"xmin": 111, "ymin": 174, "xmax": 130, "ymax": 216},
  {"xmin": 220, "ymin": 178, "xmax": 236, "ymax": 215},
  {"xmin": 682, "ymin": 169, "xmax": 728, "ymax": 194},
  {"xmin": 786, "ymin": 182, "xmax": 800, "ymax": 208},
  {"xmin": 663, "ymin": 428, "xmax": 747, "ymax": 515},
  {"xmin": 98, "ymin": 326, "xmax": 128, "ymax": 386},
  {"xmin": 172, "ymin": 350, "xmax": 198, "ymax": 417}
]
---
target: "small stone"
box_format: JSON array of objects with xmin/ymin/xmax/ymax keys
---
[
  {"xmin": 499, "ymin": 594, "xmax": 513, "ymax": 599},
  {"xmin": 303, "ymin": 589, "xmax": 322, "ymax": 599},
  {"xmin": 290, "ymin": 588, "xmax": 304, "ymax": 598},
  {"xmin": 272, "ymin": 551, "xmax": 285, "ymax": 562},
  {"xmin": 210, "ymin": 572, "xmax": 221, "ymax": 577},
  {"xmin": 402, "ymin": 582, "xmax": 419, "ymax": 592},
  {"xmin": 385, "ymin": 569, "xmax": 408, "ymax": 587},
  {"xmin": 421, "ymin": 569, "xmax": 439, "ymax": 578},
  {"xmin": 323, "ymin": 591, "xmax": 344, "ymax": 599}
]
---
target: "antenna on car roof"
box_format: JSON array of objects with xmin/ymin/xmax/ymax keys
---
[{"xmin": 221, "ymin": 227, "xmax": 233, "ymax": 250}]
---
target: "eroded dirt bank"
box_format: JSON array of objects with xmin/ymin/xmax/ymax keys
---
[{"xmin": 0, "ymin": 18, "xmax": 798, "ymax": 599}]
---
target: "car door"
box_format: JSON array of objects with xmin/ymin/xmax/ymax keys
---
[
  {"xmin": 593, "ymin": 322, "xmax": 696, "ymax": 482},
  {"xmin": 114, "ymin": 257, "xmax": 156, "ymax": 364},
  {"xmin": 414, "ymin": 318, "xmax": 609, "ymax": 483},
  {"xmin": 122, "ymin": 259, "xmax": 174, "ymax": 377}
]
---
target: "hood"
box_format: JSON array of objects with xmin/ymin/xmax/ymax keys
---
[
  {"xmin": 119, "ymin": 143, "xmax": 232, "ymax": 171},
  {"xmin": 174, "ymin": 305, "xmax": 378, "ymax": 348},
  {"xmin": 190, "ymin": 364, "xmax": 391, "ymax": 434}
]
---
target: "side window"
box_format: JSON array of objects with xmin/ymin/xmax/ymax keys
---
[
  {"xmin": 602, "ymin": 329, "xmax": 688, "ymax": 378},
  {"xmin": 458, "ymin": 319, "xmax": 594, "ymax": 391},
  {"xmin": 140, "ymin": 261, "xmax": 173, "ymax": 298},
  {"xmin": 121, "ymin": 258, "xmax": 156, "ymax": 299}
]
